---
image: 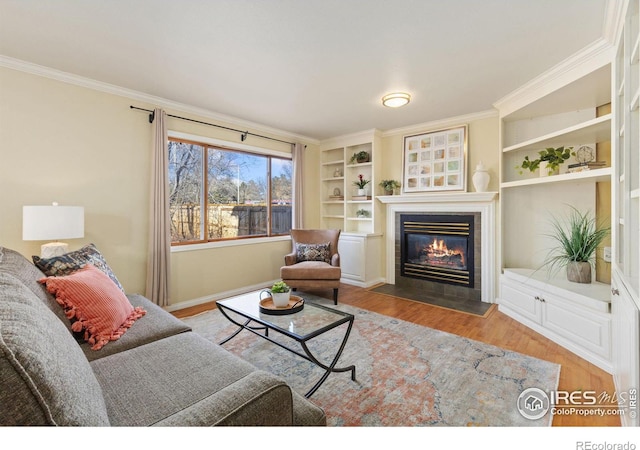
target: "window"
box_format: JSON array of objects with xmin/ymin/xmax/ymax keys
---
[{"xmin": 168, "ymin": 137, "xmax": 292, "ymax": 244}]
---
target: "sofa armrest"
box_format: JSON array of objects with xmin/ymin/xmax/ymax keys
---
[
  {"xmin": 284, "ymin": 252, "xmax": 297, "ymax": 266},
  {"xmin": 152, "ymin": 371, "xmax": 296, "ymax": 426}
]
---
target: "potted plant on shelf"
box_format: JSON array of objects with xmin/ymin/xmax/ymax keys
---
[
  {"xmin": 543, "ymin": 206, "xmax": 610, "ymax": 284},
  {"xmin": 379, "ymin": 179, "xmax": 401, "ymax": 195},
  {"xmin": 356, "ymin": 209, "xmax": 370, "ymax": 218},
  {"xmin": 517, "ymin": 146, "xmax": 574, "ymax": 176},
  {"xmin": 269, "ymin": 281, "xmax": 291, "ymax": 307},
  {"xmin": 353, "ymin": 174, "xmax": 370, "ymax": 195},
  {"xmin": 349, "ymin": 151, "xmax": 370, "ymax": 164}
]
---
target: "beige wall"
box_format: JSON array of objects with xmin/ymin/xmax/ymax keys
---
[
  {"xmin": 0, "ymin": 66, "xmax": 499, "ymax": 310},
  {"xmin": 0, "ymin": 67, "xmax": 318, "ymax": 308}
]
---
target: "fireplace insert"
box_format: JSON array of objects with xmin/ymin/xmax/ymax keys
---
[{"xmin": 400, "ymin": 214, "xmax": 474, "ymax": 288}]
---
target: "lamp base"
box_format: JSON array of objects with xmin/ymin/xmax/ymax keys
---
[{"xmin": 41, "ymin": 242, "xmax": 69, "ymax": 259}]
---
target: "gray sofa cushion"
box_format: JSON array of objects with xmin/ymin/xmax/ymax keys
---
[
  {"xmin": 81, "ymin": 294, "xmax": 191, "ymax": 361},
  {"xmin": 91, "ymin": 332, "xmax": 302, "ymax": 426},
  {"xmin": 0, "ymin": 273, "xmax": 110, "ymax": 426},
  {"xmin": 0, "ymin": 247, "xmax": 70, "ymax": 331}
]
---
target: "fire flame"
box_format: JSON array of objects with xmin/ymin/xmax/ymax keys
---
[{"xmin": 425, "ymin": 238, "xmax": 465, "ymax": 266}]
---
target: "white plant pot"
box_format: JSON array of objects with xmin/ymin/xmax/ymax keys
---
[
  {"xmin": 271, "ymin": 291, "xmax": 291, "ymax": 307},
  {"xmin": 539, "ymin": 161, "xmax": 559, "ymax": 177},
  {"xmin": 357, "ymin": 189, "xmax": 365, "ymax": 196}
]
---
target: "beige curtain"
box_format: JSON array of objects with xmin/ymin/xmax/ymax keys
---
[
  {"xmin": 145, "ymin": 108, "xmax": 171, "ymax": 306},
  {"xmin": 292, "ymin": 143, "xmax": 304, "ymax": 229}
]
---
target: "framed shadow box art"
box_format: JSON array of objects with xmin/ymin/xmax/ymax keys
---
[{"xmin": 402, "ymin": 125, "xmax": 467, "ymax": 193}]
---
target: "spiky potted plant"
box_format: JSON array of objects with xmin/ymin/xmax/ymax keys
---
[{"xmin": 543, "ymin": 206, "xmax": 610, "ymax": 283}]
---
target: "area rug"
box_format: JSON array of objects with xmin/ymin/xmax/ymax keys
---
[{"xmin": 182, "ymin": 293, "xmax": 560, "ymax": 426}]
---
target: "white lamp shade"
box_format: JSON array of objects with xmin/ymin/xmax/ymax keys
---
[{"xmin": 23, "ymin": 205, "xmax": 84, "ymax": 241}]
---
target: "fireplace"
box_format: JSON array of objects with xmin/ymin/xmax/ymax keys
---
[
  {"xmin": 401, "ymin": 215, "xmax": 474, "ymax": 288},
  {"xmin": 378, "ymin": 192, "xmax": 497, "ymax": 303}
]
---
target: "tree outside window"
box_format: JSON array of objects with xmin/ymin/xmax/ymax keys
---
[{"xmin": 168, "ymin": 138, "xmax": 292, "ymax": 244}]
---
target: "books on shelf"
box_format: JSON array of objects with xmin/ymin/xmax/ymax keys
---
[
  {"xmin": 328, "ymin": 195, "xmax": 344, "ymax": 200},
  {"xmin": 351, "ymin": 195, "xmax": 372, "ymax": 201},
  {"xmin": 566, "ymin": 161, "xmax": 607, "ymax": 173}
]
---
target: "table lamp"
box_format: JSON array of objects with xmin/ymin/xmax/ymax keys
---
[{"xmin": 23, "ymin": 202, "xmax": 84, "ymax": 258}]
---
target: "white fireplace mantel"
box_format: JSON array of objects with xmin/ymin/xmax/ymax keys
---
[
  {"xmin": 377, "ymin": 192, "xmax": 498, "ymax": 303},
  {"xmin": 377, "ymin": 192, "xmax": 498, "ymax": 205}
]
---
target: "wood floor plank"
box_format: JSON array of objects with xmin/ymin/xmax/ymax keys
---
[{"xmin": 171, "ymin": 282, "xmax": 620, "ymax": 426}]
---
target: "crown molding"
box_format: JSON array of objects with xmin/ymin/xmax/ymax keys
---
[
  {"xmin": 492, "ymin": 38, "xmax": 615, "ymax": 117},
  {"xmin": 0, "ymin": 55, "xmax": 320, "ymax": 146},
  {"xmin": 380, "ymin": 109, "xmax": 498, "ymax": 138},
  {"xmin": 602, "ymin": 0, "xmax": 628, "ymax": 46}
]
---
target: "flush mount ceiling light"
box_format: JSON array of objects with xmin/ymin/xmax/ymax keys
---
[{"xmin": 382, "ymin": 92, "xmax": 411, "ymax": 108}]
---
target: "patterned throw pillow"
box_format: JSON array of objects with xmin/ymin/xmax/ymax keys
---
[
  {"xmin": 39, "ymin": 264, "xmax": 146, "ymax": 351},
  {"xmin": 33, "ymin": 243, "xmax": 124, "ymax": 292},
  {"xmin": 296, "ymin": 242, "xmax": 331, "ymax": 264}
]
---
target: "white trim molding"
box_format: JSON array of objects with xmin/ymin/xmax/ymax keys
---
[{"xmin": 377, "ymin": 192, "xmax": 498, "ymax": 303}]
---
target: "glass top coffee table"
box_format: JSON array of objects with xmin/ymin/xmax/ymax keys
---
[{"xmin": 216, "ymin": 293, "xmax": 356, "ymax": 398}]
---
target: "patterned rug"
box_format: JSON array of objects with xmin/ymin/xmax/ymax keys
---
[{"xmin": 182, "ymin": 293, "xmax": 560, "ymax": 426}]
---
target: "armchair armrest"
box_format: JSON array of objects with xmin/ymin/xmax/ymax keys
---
[
  {"xmin": 284, "ymin": 252, "xmax": 297, "ymax": 266},
  {"xmin": 331, "ymin": 253, "xmax": 340, "ymax": 267}
]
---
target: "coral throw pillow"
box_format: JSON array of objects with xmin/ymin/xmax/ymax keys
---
[{"xmin": 39, "ymin": 264, "xmax": 146, "ymax": 350}]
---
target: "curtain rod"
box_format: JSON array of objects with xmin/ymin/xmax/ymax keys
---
[{"xmin": 130, "ymin": 105, "xmax": 297, "ymax": 146}]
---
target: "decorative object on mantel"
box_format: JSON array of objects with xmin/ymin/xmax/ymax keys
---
[
  {"xmin": 543, "ymin": 206, "xmax": 610, "ymax": 284},
  {"xmin": 516, "ymin": 146, "xmax": 575, "ymax": 177},
  {"xmin": 349, "ymin": 151, "xmax": 370, "ymax": 164},
  {"xmin": 379, "ymin": 179, "xmax": 401, "ymax": 195},
  {"xmin": 353, "ymin": 174, "xmax": 370, "ymax": 196},
  {"xmin": 471, "ymin": 161, "xmax": 490, "ymax": 192},
  {"xmin": 402, "ymin": 125, "xmax": 467, "ymax": 193}
]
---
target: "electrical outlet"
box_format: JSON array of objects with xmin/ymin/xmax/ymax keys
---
[{"xmin": 603, "ymin": 247, "xmax": 612, "ymax": 263}]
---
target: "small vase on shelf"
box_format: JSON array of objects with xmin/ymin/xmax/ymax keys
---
[
  {"xmin": 472, "ymin": 161, "xmax": 490, "ymax": 192},
  {"xmin": 357, "ymin": 189, "xmax": 365, "ymax": 196}
]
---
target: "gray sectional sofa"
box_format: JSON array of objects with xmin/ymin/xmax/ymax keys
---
[{"xmin": 0, "ymin": 246, "xmax": 326, "ymax": 426}]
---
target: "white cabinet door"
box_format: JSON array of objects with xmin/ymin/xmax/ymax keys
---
[
  {"xmin": 612, "ymin": 271, "xmax": 640, "ymax": 426},
  {"xmin": 543, "ymin": 292, "xmax": 611, "ymax": 361},
  {"xmin": 338, "ymin": 234, "xmax": 365, "ymax": 282},
  {"xmin": 499, "ymin": 278, "xmax": 542, "ymax": 323}
]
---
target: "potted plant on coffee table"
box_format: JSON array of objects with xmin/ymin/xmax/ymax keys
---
[
  {"xmin": 543, "ymin": 206, "xmax": 610, "ymax": 283},
  {"xmin": 270, "ymin": 281, "xmax": 291, "ymax": 307}
]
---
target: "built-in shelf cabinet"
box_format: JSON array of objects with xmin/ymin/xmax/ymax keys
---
[
  {"xmin": 612, "ymin": 0, "xmax": 640, "ymax": 427},
  {"xmin": 495, "ymin": 40, "xmax": 616, "ymax": 383},
  {"xmin": 319, "ymin": 130, "xmax": 384, "ymax": 287},
  {"xmin": 500, "ymin": 268, "xmax": 612, "ymax": 372}
]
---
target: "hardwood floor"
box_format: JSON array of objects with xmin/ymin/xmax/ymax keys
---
[{"xmin": 172, "ymin": 282, "xmax": 620, "ymax": 427}]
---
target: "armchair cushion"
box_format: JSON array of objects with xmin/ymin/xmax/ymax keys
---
[
  {"xmin": 295, "ymin": 242, "xmax": 331, "ymax": 264},
  {"xmin": 281, "ymin": 261, "xmax": 341, "ymax": 280}
]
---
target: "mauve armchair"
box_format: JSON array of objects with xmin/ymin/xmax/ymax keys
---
[{"xmin": 280, "ymin": 229, "xmax": 341, "ymax": 305}]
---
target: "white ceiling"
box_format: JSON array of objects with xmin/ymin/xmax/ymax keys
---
[{"xmin": 0, "ymin": 0, "xmax": 611, "ymax": 141}]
